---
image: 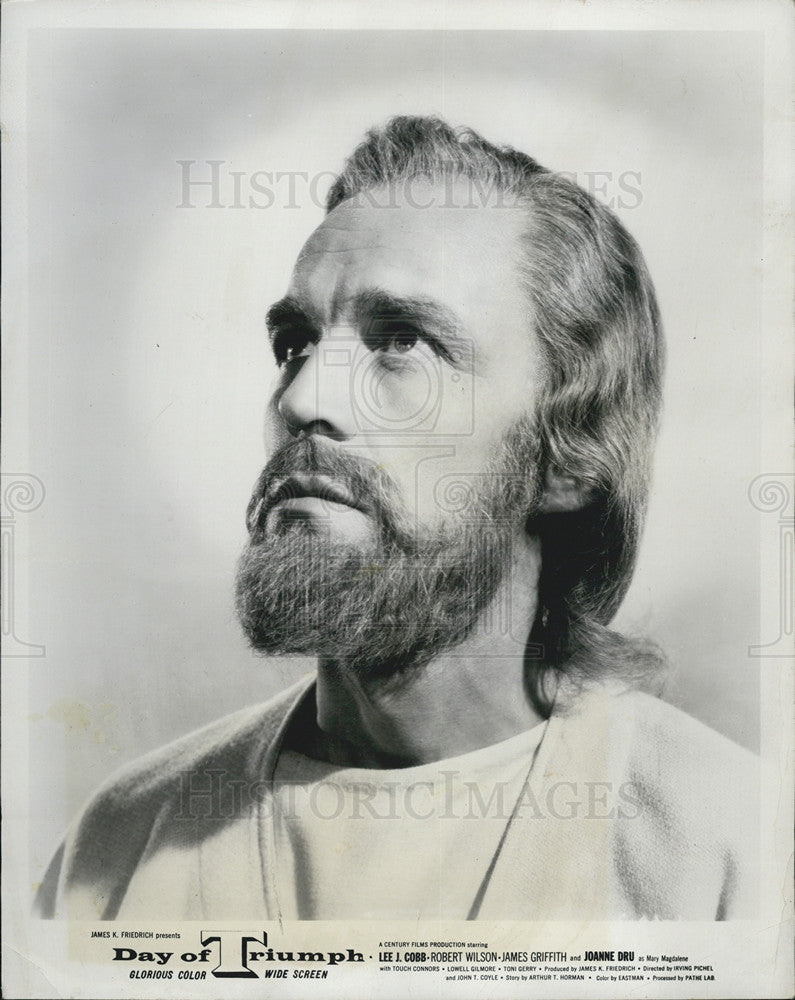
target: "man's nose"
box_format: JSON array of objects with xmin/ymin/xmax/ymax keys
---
[{"xmin": 276, "ymin": 339, "xmax": 357, "ymax": 441}]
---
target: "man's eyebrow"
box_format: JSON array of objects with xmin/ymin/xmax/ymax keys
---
[
  {"xmin": 350, "ymin": 288, "xmax": 479, "ymax": 368},
  {"xmin": 265, "ymin": 296, "xmax": 317, "ymax": 339},
  {"xmin": 266, "ymin": 289, "xmax": 481, "ymax": 370}
]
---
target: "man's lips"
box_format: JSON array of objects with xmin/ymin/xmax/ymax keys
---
[{"xmin": 265, "ymin": 474, "xmax": 371, "ymax": 517}]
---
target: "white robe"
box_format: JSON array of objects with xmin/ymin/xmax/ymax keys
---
[{"xmin": 35, "ymin": 675, "xmax": 758, "ymax": 921}]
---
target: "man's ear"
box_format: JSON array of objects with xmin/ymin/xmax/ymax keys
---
[{"xmin": 537, "ymin": 467, "xmax": 591, "ymax": 513}]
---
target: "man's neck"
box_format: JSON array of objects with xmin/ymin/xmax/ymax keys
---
[{"xmin": 309, "ymin": 534, "xmax": 545, "ymax": 768}]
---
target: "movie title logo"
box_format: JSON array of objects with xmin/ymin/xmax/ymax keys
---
[{"xmin": 111, "ymin": 931, "xmax": 363, "ymax": 980}]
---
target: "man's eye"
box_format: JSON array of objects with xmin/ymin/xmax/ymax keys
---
[
  {"xmin": 387, "ymin": 330, "xmax": 419, "ymax": 354},
  {"xmin": 273, "ymin": 329, "xmax": 313, "ymax": 368},
  {"xmin": 367, "ymin": 320, "xmax": 420, "ymax": 356}
]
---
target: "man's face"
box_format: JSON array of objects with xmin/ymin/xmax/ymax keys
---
[
  {"xmin": 237, "ymin": 180, "xmax": 545, "ymax": 679},
  {"xmin": 266, "ymin": 181, "xmax": 540, "ymax": 535}
]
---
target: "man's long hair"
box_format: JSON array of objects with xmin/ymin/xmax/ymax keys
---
[{"xmin": 326, "ymin": 116, "xmax": 666, "ymax": 712}]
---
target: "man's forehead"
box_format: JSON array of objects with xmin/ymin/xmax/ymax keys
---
[
  {"xmin": 301, "ymin": 183, "xmax": 524, "ymax": 252},
  {"xmin": 288, "ymin": 180, "xmax": 528, "ymax": 321}
]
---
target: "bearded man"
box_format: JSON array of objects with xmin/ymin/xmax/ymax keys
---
[{"xmin": 37, "ymin": 116, "xmax": 756, "ymax": 921}]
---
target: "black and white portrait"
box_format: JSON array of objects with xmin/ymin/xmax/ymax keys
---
[{"xmin": 3, "ymin": 4, "xmax": 792, "ymax": 998}]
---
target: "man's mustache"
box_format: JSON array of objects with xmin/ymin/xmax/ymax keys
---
[{"xmin": 245, "ymin": 437, "xmax": 404, "ymax": 542}]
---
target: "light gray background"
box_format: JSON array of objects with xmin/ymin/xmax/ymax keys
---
[{"xmin": 24, "ymin": 29, "xmax": 763, "ymax": 877}]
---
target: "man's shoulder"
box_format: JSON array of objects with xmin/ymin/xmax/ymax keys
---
[
  {"xmin": 542, "ymin": 684, "xmax": 759, "ymax": 918},
  {"xmin": 89, "ymin": 673, "xmax": 314, "ymax": 808},
  {"xmin": 561, "ymin": 682, "xmax": 756, "ymax": 770},
  {"xmin": 35, "ymin": 674, "xmax": 314, "ymax": 917},
  {"xmin": 558, "ymin": 683, "xmax": 758, "ymax": 844},
  {"xmin": 613, "ymin": 687, "xmax": 756, "ymax": 777}
]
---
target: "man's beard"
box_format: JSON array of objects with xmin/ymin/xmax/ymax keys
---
[{"xmin": 235, "ymin": 420, "xmax": 541, "ymax": 685}]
